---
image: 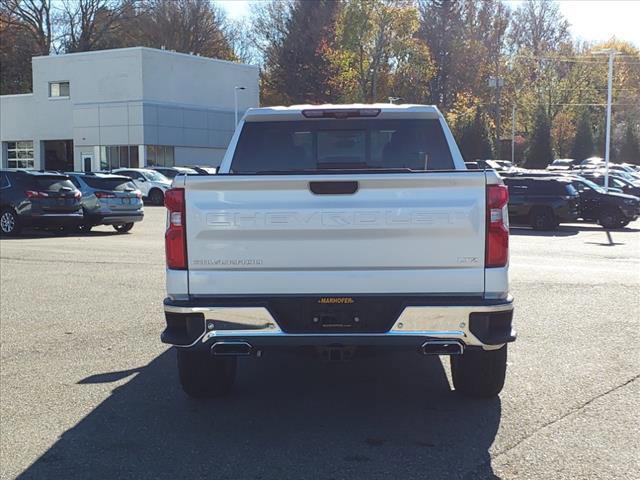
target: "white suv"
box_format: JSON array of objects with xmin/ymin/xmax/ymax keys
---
[{"xmin": 113, "ymin": 168, "xmax": 172, "ymax": 205}]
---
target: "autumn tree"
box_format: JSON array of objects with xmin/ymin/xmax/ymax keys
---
[
  {"xmin": 525, "ymin": 106, "xmax": 553, "ymax": 168},
  {"xmin": 332, "ymin": 0, "xmax": 432, "ymax": 103},
  {"xmin": 261, "ymin": 0, "xmax": 340, "ymax": 105}
]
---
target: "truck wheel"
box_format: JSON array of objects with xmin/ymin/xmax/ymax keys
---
[
  {"xmin": 0, "ymin": 209, "xmax": 21, "ymax": 236},
  {"xmin": 149, "ymin": 188, "xmax": 164, "ymax": 206},
  {"xmin": 450, "ymin": 345, "xmax": 507, "ymax": 398},
  {"xmin": 177, "ymin": 349, "xmax": 237, "ymax": 398},
  {"xmin": 598, "ymin": 208, "xmax": 624, "ymax": 229},
  {"xmin": 113, "ymin": 222, "xmax": 134, "ymax": 233},
  {"xmin": 530, "ymin": 207, "xmax": 558, "ymax": 230}
]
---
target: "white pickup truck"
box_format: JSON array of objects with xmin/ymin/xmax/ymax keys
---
[{"xmin": 161, "ymin": 104, "xmax": 515, "ymax": 399}]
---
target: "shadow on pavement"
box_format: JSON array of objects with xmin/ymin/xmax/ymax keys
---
[
  {"xmin": 0, "ymin": 230, "xmax": 122, "ymax": 240},
  {"xmin": 509, "ymin": 226, "xmax": 579, "ymax": 237},
  {"xmin": 510, "ymin": 224, "xmax": 640, "ymax": 237},
  {"xmin": 18, "ymin": 349, "xmax": 501, "ymax": 480}
]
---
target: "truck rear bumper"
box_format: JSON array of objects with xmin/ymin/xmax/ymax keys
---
[{"xmin": 162, "ymin": 296, "xmax": 515, "ymax": 352}]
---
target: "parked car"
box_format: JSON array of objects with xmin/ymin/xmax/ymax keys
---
[
  {"xmin": 503, "ymin": 176, "xmax": 580, "ymax": 230},
  {"xmin": 162, "ymin": 104, "xmax": 515, "ymax": 399},
  {"xmin": 570, "ymin": 177, "xmax": 640, "ymax": 229},
  {"xmin": 182, "ymin": 165, "xmax": 217, "ymax": 175},
  {"xmin": 582, "ymin": 172, "xmax": 640, "ymax": 195},
  {"xmin": 112, "ymin": 168, "xmax": 171, "ymax": 205},
  {"xmin": 66, "ymin": 173, "xmax": 144, "ymax": 233},
  {"xmin": 0, "ymin": 170, "xmax": 83, "ymax": 235},
  {"xmin": 149, "ymin": 166, "xmax": 198, "ymax": 179},
  {"xmin": 476, "ymin": 159, "xmax": 505, "ymax": 171},
  {"xmin": 547, "ymin": 158, "xmax": 579, "ymax": 170},
  {"xmin": 580, "ymin": 156, "xmax": 604, "ymax": 166}
]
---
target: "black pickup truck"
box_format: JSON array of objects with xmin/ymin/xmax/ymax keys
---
[{"xmin": 502, "ymin": 177, "xmax": 580, "ymax": 230}]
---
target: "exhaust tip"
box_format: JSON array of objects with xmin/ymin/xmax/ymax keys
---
[
  {"xmin": 421, "ymin": 340, "xmax": 464, "ymax": 356},
  {"xmin": 211, "ymin": 341, "xmax": 253, "ymax": 356}
]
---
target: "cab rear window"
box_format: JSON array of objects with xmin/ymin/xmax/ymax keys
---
[{"xmin": 230, "ymin": 119, "xmax": 454, "ymax": 174}]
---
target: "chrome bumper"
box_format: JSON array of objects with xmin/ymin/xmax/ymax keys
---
[{"xmin": 163, "ymin": 299, "xmax": 515, "ymax": 351}]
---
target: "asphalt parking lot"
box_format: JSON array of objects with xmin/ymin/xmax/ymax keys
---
[{"xmin": 1, "ymin": 207, "xmax": 639, "ymax": 480}]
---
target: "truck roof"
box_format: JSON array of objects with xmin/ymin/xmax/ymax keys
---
[{"xmin": 243, "ymin": 104, "xmax": 442, "ymax": 122}]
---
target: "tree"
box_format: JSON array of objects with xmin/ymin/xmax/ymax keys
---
[
  {"xmin": 261, "ymin": 0, "xmax": 340, "ymax": 105},
  {"xmin": 508, "ymin": 0, "xmax": 570, "ymax": 56},
  {"xmin": 131, "ymin": 0, "xmax": 235, "ymax": 60},
  {"xmin": 332, "ymin": 0, "xmax": 432, "ymax": 103},
  {"xmin": 525, "ymin": 106, "xmax": 553, "ymax": 168},
  {"xmin": 618, "ymin": 123, "xmax": 640, "ymax": 165},
  {"xmin": 60, "ymin": 0, "xmax": 133, "ymax": 52},
  {"xmin": 570, "ymin": 110, "xmax": 594, "ymax": 161},
  {"xmin": 417, "ymin": 0, "xmax": 463, "ymax": 109},
  {"xmin": 0, "ymin": 0, "xmax": 53, "ymax": 55},
  {"xmin": 456, "ymin": 107, "xmax": 493, "ymax": 161},
  {"xmin": 0, "ymin": 11, "xmax": 39, "ymax": 94}
]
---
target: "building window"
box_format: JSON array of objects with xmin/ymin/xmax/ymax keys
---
[
  {"xmin": 146, "ymin": 145, "xmax": 175, "ymax": 167},
  {"xmin": 99, "ymin": 145, "xmax": 139, "ymax": 170},
  {"xmin": 6, "ymin": 141, "xmax": 34, "ymax": 169},
  {"xmin": 49, "ymin": 81, "xmax": 70, "ymax": 98}
]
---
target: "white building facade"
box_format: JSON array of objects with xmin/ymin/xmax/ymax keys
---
[{"xmin": 0, "ymin": 47, "xmax": 259, "ymax": 172}]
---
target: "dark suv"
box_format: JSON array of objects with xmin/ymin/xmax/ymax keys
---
[
  {"xmin": 0, "ymin": 170, "xmax": 83, "ymax": 235},
  {"xmin": 503, "ymin": 177, "xmax": 580, "ymax": 230},
  {"xmin": 570, "ymin": 177, "xmax": 640, "ymax": 229}
]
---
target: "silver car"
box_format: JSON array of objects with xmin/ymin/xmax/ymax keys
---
[{"xmin": 67, "ymin": 173, "xmax": 144, "ymax": 233}]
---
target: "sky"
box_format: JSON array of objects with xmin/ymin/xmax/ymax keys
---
[{"xmin": 217, "ymin": 0, "xmax": 640, "ymax": 47}]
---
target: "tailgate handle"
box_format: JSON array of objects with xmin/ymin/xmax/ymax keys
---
[{"xmin": 309, "ymin": 181, "xmax": 358, "ymax": 195}]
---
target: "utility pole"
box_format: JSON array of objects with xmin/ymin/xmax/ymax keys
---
[
  {"xmin": 234, "ymin": 86, "xmax": 246, "ymax": 127},
  {"xmin": 593, "ymin": 49, "xmax": 620, "ymax": 192},
  {"xmin": 489, "ymin": 76, "xmax": 504, "ymax": 158}
]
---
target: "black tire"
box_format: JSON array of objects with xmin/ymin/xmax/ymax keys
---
[
  {"xmin": 598, "ymin": 207, "xmax": 624, "ymax": 229},
  {"xmin": 149, "ymin": 188, "xmax": 164, "ymax": 206},
  {"xmin": 450, "ymin": 345, "xmax": 507, "ymax": 398},
  {"xmin": 529, "ymin": 207, "xmax": 558, "ymax": 231},
  {"xmin": 0, "ymin": 208, "xmax": 21, "ymax": 235},
  {"xmin": 177, "ymin": 349, "xmax": 237, "ymax": 398},
  {"xmin": 113, "ymin": 222, "xmax": 134, "ymax": 233}
]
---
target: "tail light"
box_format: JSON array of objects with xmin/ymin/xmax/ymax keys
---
[
  {"xmin": 486, "ymin": 184, "xmax": 509, "ymax": 268},
  {"xmin": 95, "ymin": 191, "xmax": 116, "ymax": 199},
  {"xmin": 25, "ymin": 190, "xmax": 49, "ymax": 198},
  {"xmin": 165, "ymin": 188, "xmax": 187, "ymax": 269},
  {"xmin": 134, "ymin": 191, "xmax": 142, "ymax": 199},
  {"xmin": 74, "ymin": 191, "xmax": 82, "ymax": 199}
]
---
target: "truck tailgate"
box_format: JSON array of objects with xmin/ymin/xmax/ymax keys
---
[{"xmin": 184, "ymin": 172, "xmax": 487, "ymax": 295}]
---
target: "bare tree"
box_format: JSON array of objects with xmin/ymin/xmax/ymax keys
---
[
  {"xmin": 134, "ymin": 0, "xmax": 234, "ymax": 60},
  {"xmin": 0, "ymin": 0, "xmax": 53, "ymax": 54},
  {"xmin": 60, "ymin": 0, "xmax": 130, "ymax": 52}
]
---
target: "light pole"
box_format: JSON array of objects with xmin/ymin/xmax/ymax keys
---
[
  {"xmin": 234, "ymin": 86, "xmax": 246, "ymax": 127},
  {"xmin": 488, "ymin": 76, "xmax": 504, "ymax": 158},
  {"xmin": 593, "ymin": 49, "xmax": 619, "ymax": 191},
  {"xmin": 511, "ymin": 104, "xmax": 516, "ymax": 165}
]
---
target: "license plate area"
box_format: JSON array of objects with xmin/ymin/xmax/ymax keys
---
[{"xmin": 269, "ymin": 297, "xmax": 404, "ymax": 334}]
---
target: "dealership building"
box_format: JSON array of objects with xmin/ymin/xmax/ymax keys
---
[{"xmin": 0, "ymin": 47, "xmax": 259, "ymax": 171}]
